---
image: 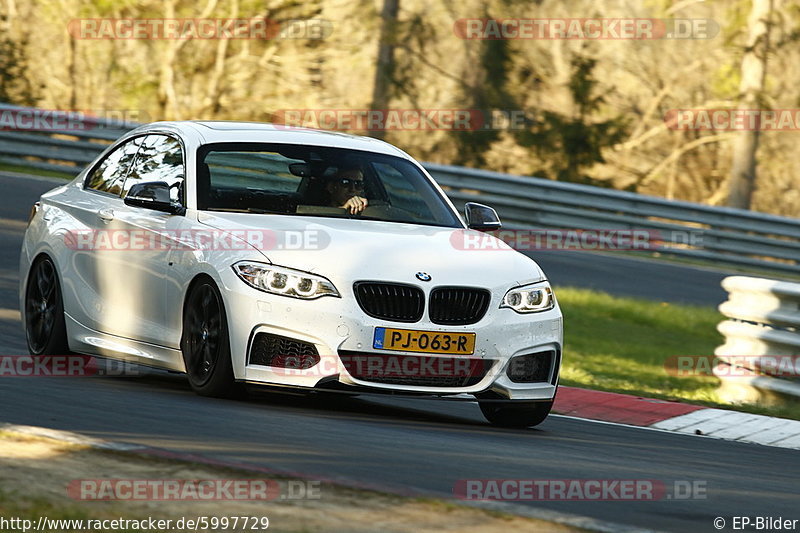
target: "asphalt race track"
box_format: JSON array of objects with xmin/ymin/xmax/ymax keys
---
[{"xmin": 1, "ymin": 172, "xmax": 797, "ymax": 532}]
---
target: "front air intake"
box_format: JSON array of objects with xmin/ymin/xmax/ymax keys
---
[
  {"xmin": 505, "ymin": 351, "xmax": 555, "ymax": 383},
  {"xmin": 249, "ymin": 333, "xmax": 319, "ymax": 369}
]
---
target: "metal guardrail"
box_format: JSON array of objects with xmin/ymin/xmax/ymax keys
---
[
  {"xmin": 2, "ymin": 103, "xmax": 800, "ymax": 273},
  {"xmin": 0, "ymin": 104, "xmax": 132, "ymax": 174},
  {"xmin": 715, "ymin": 276, "xmax": 800, "ymax": 400},
  {"xmin": 426, "ymin": 164, "xmax": 800, "ymax": 274}
]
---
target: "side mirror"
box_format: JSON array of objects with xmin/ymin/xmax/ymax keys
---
[
  {"xmin": 465, "ymin": 202, "xmax": 501, "ymax": 231},
  {"xmin": 124, "ymin": 181, "xmax": 184, "ymax": 215}
]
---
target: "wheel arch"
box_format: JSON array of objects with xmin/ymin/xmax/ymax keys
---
[
  {"xmin": 180, "ymin": 272, "xmax": 220, "ymax": 344},
  {"xmin": 179, "ymin": 272, "xmax": 242, "ymax": 397}
]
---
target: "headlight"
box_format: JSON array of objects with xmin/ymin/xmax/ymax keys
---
[
  {"xmin": 501, "ymin": 283, "xmax": 555, "ymax": 313},
  {"xmin": 233, "ymin": 262, "xmax": 340, "ymax": 300}
]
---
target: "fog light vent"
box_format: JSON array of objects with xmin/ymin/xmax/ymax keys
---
[
  {"xmin": 506, "ymin": 351, "xmax": 554, "ymax": 383},
  {"xmin": 250, "ymin": 333, "xmax": 320, "ymax": 369}
]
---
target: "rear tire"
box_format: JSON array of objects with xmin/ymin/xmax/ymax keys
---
[
  {"xmin": 24, "ymin": 257, "xmax": 69, "ymax": 355},
  {"xmin": 181, "ymin": 280, "xmax": 244, "ymax": 398},
  {"xmin": 479, "ymin": 400, "xmax": 553, "ymax": 428}
]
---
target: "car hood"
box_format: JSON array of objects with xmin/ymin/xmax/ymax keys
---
[{"xmin": 197, "ymin": 211, "xmax": 545, "ymax": 287}]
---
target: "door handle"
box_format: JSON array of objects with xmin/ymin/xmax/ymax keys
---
[{"xmin": 97, "ymin": 208, "xmax": 115, "ymax": 223}]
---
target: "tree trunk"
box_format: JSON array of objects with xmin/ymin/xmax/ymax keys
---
[
  {"xmin": 203, "ymin": 0, "xmax": 237, "ymax": 117},
  {"xmin": 370, "ymin": 0, "xmax": 399, "ymax": 141},
  {"xmin": 727, "ymin": 0, "xmax": 774, "ymax": 210},
  {"xmin": 68, "ymin": 35, "xmax": 77, "ymax": 111}
]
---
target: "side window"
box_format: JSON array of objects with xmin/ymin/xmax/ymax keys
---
[
  {"xmin": 84, "ymin": 137, "xmax": 143, "ymax": 196},
  {"xmin": 123, "ymin": 134, "xmax": 185, "ymax": 203},
  {"xmin": 205, "ymin": 151, "xmax": 303, "ymax": 192}
]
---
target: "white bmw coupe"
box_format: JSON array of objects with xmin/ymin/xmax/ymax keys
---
[{"xmin": 20, "ymin": 122, "xmax": 563, "ymax": 427}]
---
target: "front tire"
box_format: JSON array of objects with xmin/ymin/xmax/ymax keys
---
[
  {"xmin": 479, "ymin": 400, "xmax": 553, "ymax": 428},
  {"xmin": 181, "ymin": 280, "xmax": 242, "ymax": 398},
  {"xmin": 24, "ymin": 257, "xmax": 69, "ymax": 355}
]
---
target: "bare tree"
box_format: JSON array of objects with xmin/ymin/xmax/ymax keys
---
[
  {"xmin": 727, "ymin": 0, "xmax": 775, "ymax": 209},
  {"xmin": 369, "ymin": 0, "xmax": 399, "ymax": 140}
]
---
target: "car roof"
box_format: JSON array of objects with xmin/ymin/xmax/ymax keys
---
[{"xmin": 130, "ymin": 121, "xmax": 411, "ymax": 159}]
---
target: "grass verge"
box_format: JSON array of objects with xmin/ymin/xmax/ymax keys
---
[
  {"xmin": 0, "ymin": 162, "xmax": 75, "ymax": 179},
  {"xmin": 556, "ymin": 286, "xmax": 800, "ymax": 420}
]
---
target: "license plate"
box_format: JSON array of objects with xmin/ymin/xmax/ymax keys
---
[{"xmin": 373, "ymin": 327, "xmax": 476, "ymax": 355}]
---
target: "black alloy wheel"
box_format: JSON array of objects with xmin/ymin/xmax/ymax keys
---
[{"xmin": 25, "ymin": 257, "xmax": 68, "ymax": 355}]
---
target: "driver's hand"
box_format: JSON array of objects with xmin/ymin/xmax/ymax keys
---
[{"xmin": 341, "ymin": 196, "xmax": 368, "ymax": 214}]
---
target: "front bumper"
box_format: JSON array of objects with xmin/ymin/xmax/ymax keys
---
[{"xmin": 221, "ymin": 271, "xmax": 563, "ymax": 401}]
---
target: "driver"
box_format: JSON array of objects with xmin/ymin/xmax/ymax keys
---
[{"xmin": 326, "ymin": 167, "xmax": 368, "ymax": 214}]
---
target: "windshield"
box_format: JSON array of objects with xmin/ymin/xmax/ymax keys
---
[{"xmin": 195, "ymin": 143, "xmax": 462, "ymax": 228}]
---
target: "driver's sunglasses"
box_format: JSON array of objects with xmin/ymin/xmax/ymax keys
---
[{"xmin": 337, "ymin": 178, "xmax": 365, "ymax": 190}]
